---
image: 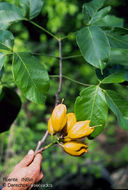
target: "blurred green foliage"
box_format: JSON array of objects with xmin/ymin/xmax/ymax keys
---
[{"xmin": 0, "ymin": 0, "xmax": 128, "ymax": 188}]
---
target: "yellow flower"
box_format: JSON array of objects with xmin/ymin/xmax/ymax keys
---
[
  {"xmin": 62, "ymin": 141, "xmax": 88, "ymax": 156},
  {"xmin": 68, "ymin": 120, "xmax": 94, "ymax": 139},
  {"xmin": 51, "ymin": 104, "xmax": 67, "ymax": 132},
  {"xmin": 65, "ymin": 113, "xmax": 76, "ymax": 133},
  {"xmin": 48, "ymin": 117, "xmax": 55, "ymax": 134},
  {"xmin": 63, "ymin": 137, "xmax": 72, "ymax": 142}
]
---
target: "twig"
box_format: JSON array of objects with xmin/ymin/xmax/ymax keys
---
[
  {"xmin": 55, "ymin": 38, "xmax": 63, "ymax": 106},
  {"xmin": 35, "ymin": 140, "xmax": 57, "ymax": 155},
  {"xmin": 62, "ymin": 54, "xmax": 82, "ymax": 60},
  {"xmin": 35, "ymin": 130, "xmax": 49, "ymax": 153},
  {"xmin": 61, "ymin": 31, "xmax": 77, "ymax": 40},
  {"xmin": 50, "ymin": 75, "xmax": 91, "ymax": 87},
  {"xmin": 34, "ymin": 147, "xmax": 47, "ymax": 155},
  {"xmin": 34, "ymin": 39, "xmax": 63, "ymax": 153},
  {"xmin": 28, "ymin": 20, "xmax": 59, "ymax": 41},
  {"xmin": 31, "ymin": 52, "xmax": 59, "ymax": 59}
]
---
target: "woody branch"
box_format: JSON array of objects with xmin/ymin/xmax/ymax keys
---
[
  {"xmin": 35, "ymin": 38, "xmax": 63, "ymax": 153},
  {"xmin": 55, "ymin": 38, "xmax": 63, "ymax": 106}
]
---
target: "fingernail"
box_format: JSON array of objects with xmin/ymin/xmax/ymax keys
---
[{"xmin": 28, "ymin": 149, "xmax": 34, "ymax": 155}]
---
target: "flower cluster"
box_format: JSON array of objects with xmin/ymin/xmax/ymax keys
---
[{"xmin": 48, "ymin": 104, "xmax": 94, "ymax": 156}]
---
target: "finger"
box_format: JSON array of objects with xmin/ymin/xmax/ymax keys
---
[
  {"xmin": 37, "ymin": 172, "xmax": 44, "ymax": 182},
  {"xmin": 29, "ymin": 153, "xmax": 42, "ymax": 171},
  {"xmin": 28, "ymin": 184, "xmax": 33, "ymax": 190},
  {"xmin": 16, "ymin": 150, "xmax": 35, "ymax": 168}
]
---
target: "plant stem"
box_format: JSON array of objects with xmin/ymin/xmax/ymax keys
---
[
  {"xmin": 29, "ymin": 20, "xmax": 59, "ymax": 41},
  {"xmin": 33, "ymin": 22, "xmax": 59, "ymax": 153},
  {"xmin": 50, "ymin": 74, "xmax": 91, "ymax": 87},
  {"xmin": 35, "ymin": 130, "xmax": 49, "ymax": 153},
  {"xmin": 31, "ymin": 52, "xmax": 59, "ymax": 59},
  {"xmin": 35, "ymin": 140, "xmax": 57, "ymax": 155},
  {"xmin": 55, "ymin": 38, "xmax": 63, "ymax": 106},
  {"xmin": 35, "ymin": 147, "xmax": 46, "ymax": 155},
  {"xmin": 61, "ymin": 32, "xmax": 77, "ymax": 40},
  {"xmin": 31, "ymin": 53, "xmax": 82, "ymax": 60},
  {"xmin": 63, "ymin": 54, "xmax": 82, "ymax": 60}
]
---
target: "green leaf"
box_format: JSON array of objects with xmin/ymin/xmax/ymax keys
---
[
  {"xmin": 110, "ymin": 49, "xmax": 128, "ymax": 66},
  {"xmin": 74, "ymin": 85, "xmax": 108, "ymax": 138},
  {"xmin": 20, "ymin": 0, "xmax": 44, "ymax": 20},
  {"xmin": 106, "ymin": 31, "xmax": 128, "ymax": 50},
  {"xmin": 92, "ymin": 6, "xmax": 111, "ymax": 24},
  {"xmin": 94, "ymin": 15, "xmax": 124, "ymax": 27},
  {"xmin": 76, "ymin": 26, "xmax": 110, "ymax": 70},
  {"xmin": 0, "ymin": 30, "xmax": 14, "ymax": 51},
  {"xmin": 96, "ymin": 64, "xmax": 124, "ymax": 81},
  {"xmin": 101, "ymin": 71, "xmax": 128, "ymax": 84},
  {"xmin": 12, "ymin": 52, "xmax": 49, "ymax": 104},
  {"xmin": 0, "ymin": 53, "xmax": 6, "ymax": 71},
  {"xmin": 82, "ymin": 0, "xmax": 105, "ymax": 24},
  {"xmin": 111, "ymin": 27, "xmax": 128, "ymax": 35},
  {"xmin": 105, "ymin": 90, "xmax": 128, "ymax": 130},
  {"xmin": 0, "ymin": 24, "xmax": 9, "ymax": 30},
  {"xmin": 0, "ymin": 2, "xmax": 24, "ymax": 28}
]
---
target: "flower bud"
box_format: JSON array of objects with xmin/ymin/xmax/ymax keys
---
[
  {"xmin": 48, "ymin": 117, "xmax": 55, "ymax": 134},
  {"xmin": 51, "ymin": 104, "xmax": 67, "ymax": 132},
  {"xmin": 68, "ymin": 120, "xmax": 94, "ymax": 139},
  {"xmin": 65, "ymin": 113, "xmax": 76, "ymax": 133},
  {"xmin": 62, "ymin": 141, "xmax": 88, "ymax": 156}
]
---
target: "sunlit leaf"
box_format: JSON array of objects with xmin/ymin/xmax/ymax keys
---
[
  {"xmin": 20, "ymin": 0, "xmax": 44, "ymax": 20},
  {"xmin": 74, "ymin": 85, "xmax": 108, "ymax": 138},
  {"xmin": 76, "ymin": 26, "xmax": 110, "ymax": 70},
  {"xmin": 82, "ymin": 0, "xmax": 105, "ymax": 24},
  {"xmin": 92, "ymin": 6, "xmax": 111, "ymax": 24},
  {"xmin": 0, "ymin": 30, "xmax": 14, "ymax": 51},
  {"xmin": 0, "ymin": 2, "xmax": 24, "ymax": 29},
  {"xmin": 94, "ymin": 15, "xmax": 124, "ymax": 27},
  {"xmin": 101, "ymin": 71, "xmax": 128, "ymax": 84},
  {"xmin": 105, "ymin": 90, "xmax": 128, "ymax": 130},
  {"xmin": 12, "ymin": 52, "xmax": 49, "ymax": 104},
  {"xmin": 0, "ymin": 53, "xmax": 6, "ymax": 71},
  {"xmin": 110, "ymin": 49, "xmax": 128, "ymax": 66},
  {"xmin": 106, "ymin": 31, "xmax": 128, "ymax": 50}
]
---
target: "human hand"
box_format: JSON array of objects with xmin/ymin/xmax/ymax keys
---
[{"xmin": 3, "ymin": 150, "xmax": 43, "ymax": 190}]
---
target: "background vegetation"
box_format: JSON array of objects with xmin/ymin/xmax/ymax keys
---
[{"xmin": 0, "ymin": 0, "xmax": 128, "ymax": 189}]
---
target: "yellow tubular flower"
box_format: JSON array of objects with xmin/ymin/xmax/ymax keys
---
[
  {"xmin": 64, "ymin": 137, "xmax": 72, "ymax": 142},
  {"xmin": 48, "ymin": 117, "xmax": 55, "ymax": 134},
  {"xmin": 68, "ymin": 120, "xmax": 94, "ymax": 139},
  {"xmin": 62, "ymin": 141, "xmax": 88, "ymax": 156},
  {"xmin": 65, "ymin": 113, "xmax": 76, "ymax": 133},
  {"xmin": 51, "ymin": 104, "xmax": 67, "ymax": 132}
]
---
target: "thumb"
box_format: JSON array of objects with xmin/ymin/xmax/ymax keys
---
[{"xmin": 17, "ymin": 150, "xmax": 35, "ymax": 168}]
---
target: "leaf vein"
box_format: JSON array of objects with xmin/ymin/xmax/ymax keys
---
[
  {"xmin": 15, "ymin": 52, "xmax": 38, "ymax": 92},
  {"xmin": 87, "ymin": 27, "xmax": 101, "ymax": 67},
  {"xmin": 90, "ymin": 86, "xmax": 99, "ymax": 121}
]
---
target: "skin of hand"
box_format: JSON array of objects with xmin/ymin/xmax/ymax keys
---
[{"xmin": 2, "ymin": 150, "xmax": 43, "ymax": 190}]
